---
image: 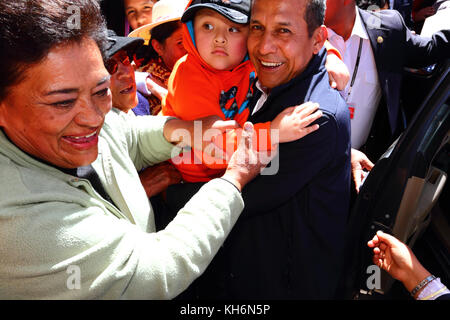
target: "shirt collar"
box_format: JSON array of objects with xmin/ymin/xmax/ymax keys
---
[
  {"xmin": 255, "ymin": 80, "xmax": 269, "ymax": 95},
  {"xmin": 352, "ymin": 7, "xmax": 369, "ymax": 40}
]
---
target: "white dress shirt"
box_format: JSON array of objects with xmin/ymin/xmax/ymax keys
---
[
  {"xmin": 252, "ymin": 80, "xmax": 270, "ymax": 116},
  {"xmin": 327, "ymin": 7, "xmax": 382, "ymax": 149}
]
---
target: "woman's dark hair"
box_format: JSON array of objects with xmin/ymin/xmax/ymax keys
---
[
  {"xmin": 136, "ymin": 20, "xmax": 182, "ymax": 64},
  {"xmin": 0, "ymin": 0, "xmax": 108, "ymax": 102}
]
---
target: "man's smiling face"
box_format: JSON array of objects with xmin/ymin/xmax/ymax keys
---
[{"xmin": 247, "ymin": 0, "xmax": 321, "ymax": 89}]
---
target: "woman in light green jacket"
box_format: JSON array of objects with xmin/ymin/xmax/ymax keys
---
[{"xmin": 0, "ymin": 0, "xmax": 273, "ymax": 299}]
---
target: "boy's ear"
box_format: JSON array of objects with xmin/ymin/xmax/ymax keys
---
[
  {"xmin": 151, "ymin": 38, "xmax": 165, "ymax": 57},
  {"xmin": 312, "ymin": 25, "xmax": 328, "ymax": 55}
]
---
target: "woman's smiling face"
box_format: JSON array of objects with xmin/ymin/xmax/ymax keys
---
[{"xmin": 0, "ymin": 37, "xmax": 112, "ymax": 168}]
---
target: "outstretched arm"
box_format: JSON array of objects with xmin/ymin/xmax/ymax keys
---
[{"xmin": 199, "ymin": 102, "xmax": 322, "ymax": 169}]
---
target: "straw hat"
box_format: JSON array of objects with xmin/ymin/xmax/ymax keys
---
[{"xmin": 128, "ymin": 0, "xmax": 189, "ymax": 45}]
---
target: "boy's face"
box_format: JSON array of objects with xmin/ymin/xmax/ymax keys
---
[
  {"xmin": 124, "ymin": 0, "xmax": 156, "ymax": 30},
  {"xmin": 193, "ymin": 9, "xmax": 249, "ymax": 71}
]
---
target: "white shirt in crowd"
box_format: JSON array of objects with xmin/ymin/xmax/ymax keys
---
[{"xmin": 327, "ymin": 7, "xmax": 382, "ymax": 149}]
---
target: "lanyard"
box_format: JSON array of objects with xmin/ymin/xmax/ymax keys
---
[{"xmin": 347, "ymin": 37, "xmax": 364, "ymax": 99}]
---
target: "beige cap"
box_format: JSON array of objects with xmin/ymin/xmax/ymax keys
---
[{"xmin": 128, "ymin": 0, "xmax": 189, "ymax": 45}]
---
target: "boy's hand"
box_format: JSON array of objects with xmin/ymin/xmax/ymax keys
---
[{"xmin": 271, "ymin": 102, "xmax": 322, "ymax": 143}]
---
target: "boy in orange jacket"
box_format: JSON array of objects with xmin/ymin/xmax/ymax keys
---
[{"xmin": 163, "ymin": 0, "xmax": 342, "ymax": 183}]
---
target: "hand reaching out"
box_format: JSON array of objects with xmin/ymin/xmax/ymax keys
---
[{"xmin": 367, "ymin": 231, "xmax": 432, "ymax": 296}]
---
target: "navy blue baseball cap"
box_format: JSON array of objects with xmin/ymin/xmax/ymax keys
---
[
  {"xmin": 181, "ymin": 0, "xmax": 251, "ymax": 25},
  {"xmin": 105, "ymin": 30, "xmax": 144, "ymax": 61}
]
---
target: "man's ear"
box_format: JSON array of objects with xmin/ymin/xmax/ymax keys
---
[
  {"xmin": 312, "ymin": 25, "xmax": 328, "ymax": 54},
  {"xmin": 151, "ymin": 38, "xmax": 164, "ymax": 57}
]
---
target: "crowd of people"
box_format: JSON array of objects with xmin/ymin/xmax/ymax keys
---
[{"xmin": 0, "ymin": 0, "xmax": 449, "ymax": 300}]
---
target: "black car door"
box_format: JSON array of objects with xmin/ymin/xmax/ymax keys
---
[{"xmin": 340, "ymin": 59, "xmax": 450, "ymax": 299}]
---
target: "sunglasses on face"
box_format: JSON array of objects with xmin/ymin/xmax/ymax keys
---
[{"xmin": 105, "ymin": 51, "xmax": 134, "ymax": 75}]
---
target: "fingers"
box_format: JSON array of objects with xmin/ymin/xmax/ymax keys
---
[
  {"xmin": 300, "ymin": 110, "xmax": 322, "ymax": 126},
  {"xmin": 295, "ymin": 102, "xmax": 322, "ymax": 130},
  {"xmin": 375, "ymin": 230, "xmax": 400, "ymax": 248},
  {"xmin": 301, "ymin": 121, "xmax": 320, "ymax": 135},
  {"xmin": 353, "ymin": 169, "xmax": 363, "ymax": 193},
  {"xmin": 362, "ymin": 157, "xmax": 375, "ymax": 171},
  {"xmin": 329, "ymin": 74, "xmax": 337, "ymax": 89},
  {"xmin": 294, "ymin": 102, "xmax": 319, "ymax": 116},
  {"xmin": 212, "ymin": 119, "xmax": 240, "ymax": 131},
  {"xmin": 242, "ymin": 122, "xmax": 254, "ymax": 150}
]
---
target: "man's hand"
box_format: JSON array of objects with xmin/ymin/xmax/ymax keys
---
[
  {"xmin": 139, "ymin": 162, "xmax": 182, "ymax": 198},
  {"xmin": 351, "ymin": 148, "xmax": 374, "ymax": 193},
  {"xmin": 325, "ymin": 52, "xmax": 350, "ymax": 90},
  {"xmin": 271, "ymin": 102, "xmax": 322, "ymax": 143},
  {"xmin": 222, "ymin": 122, "xmax": 277, "ymax": 191}
]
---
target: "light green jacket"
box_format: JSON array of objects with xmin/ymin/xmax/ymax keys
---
[{"xmin": 0, "ymin": 110, "xmax": 244, "ymax": 299}]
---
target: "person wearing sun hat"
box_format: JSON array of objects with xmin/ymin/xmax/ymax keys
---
[{"xmin": 129, "ymin": 0, "xmax": 190, "ymax": 116}]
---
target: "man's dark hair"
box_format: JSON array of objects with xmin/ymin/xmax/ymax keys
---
[
  {"xmin": 0, "ymin": 0, "xmax": 108, "ymax": 102},
  {"xmin": 305, "ymin": 0, "xmax": 326, "ymax": 37},
  {"xmin": 357, "ymin": 0, "xmax": 387, "ymax": 10}
]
